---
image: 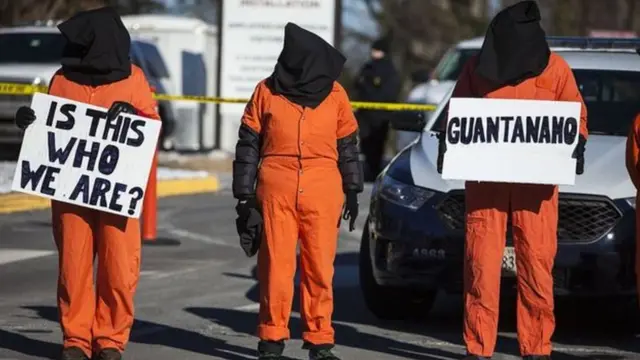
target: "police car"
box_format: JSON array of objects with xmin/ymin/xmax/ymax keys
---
[{"xmin": 360, "ymin": 37, "xmax": 640, "ymax": 320}]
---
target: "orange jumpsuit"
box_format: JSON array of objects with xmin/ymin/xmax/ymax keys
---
[
  {"xmin": 452, "ymin": 54, "xmax": 588, "ymax": 357},
  {"xmin": 238, "ymin": 80, "xmax": 359, "ymax": 345},
  {"xmin": 48, "ymin": 65, "xmax": 159, "ymax": 357},
  {"xmin": 625, "ymin": 113, "xmax": 640, "ymax": 294}
]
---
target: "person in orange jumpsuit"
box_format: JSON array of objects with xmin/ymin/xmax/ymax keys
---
[
  {"xmin": 625, "ymin": 114, "xmax": 640, "ymax": 296},
  {"xmin": 435, "ymin": 2, "xmax": 588, "ymax": 359},
  {"xmin": 13, "ymin": 7, "xmax": 159, "ymax": 360},
  {"xmin": 232, "ymin": 22, "xmax": 363, "ymax": 360}
]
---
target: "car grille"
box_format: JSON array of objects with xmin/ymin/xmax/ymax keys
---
[{"xmin": 436, "ymin": 192, "xmax": 622, "ymax": 244}]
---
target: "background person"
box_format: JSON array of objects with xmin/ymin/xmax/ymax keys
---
[
  {"xmin": 232, "ymin": 22, "xmax": 363, "ymax": 360},
  {"xmin": 13, "ymin": 7, "xmax": 160, "ymax": 360},
  {"xmin": 353, "ymin": 36, "xmax": 401, "ymax": 181}
]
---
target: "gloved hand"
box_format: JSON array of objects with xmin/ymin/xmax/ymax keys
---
[
  {"xmin": 107, "ymin": 101, "xmax": 137, "ymax": 121},
  {"xmin": 15, "ymin": 106, "xmax": 36, "ymax": 130},
  {"xmin": 436, "ymin": 132, "xmax": 447, "ymax": 174},
  {"xmin": 235, "ymin": 197, "xmax": 263, "ymax": 257},
  {"xmin": 572, "ymin": 135, "xmax": 587, "ymax": 175},
  {"xmin": 342, "ymin": 190, "xmax": 359, "ymax": 232}
]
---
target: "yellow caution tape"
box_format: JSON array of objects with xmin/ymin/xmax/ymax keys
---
[{"xmin": 0, "ymin": 82, "xmax": 437, "ymax": 111}]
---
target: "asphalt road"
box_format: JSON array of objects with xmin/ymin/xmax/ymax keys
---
[{"xmin": 1, "ymin": 185, "xmax": 640, "ymax": 360}]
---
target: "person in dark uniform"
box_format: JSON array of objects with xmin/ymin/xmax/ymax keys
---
[{"xmin": 353, "ymin": 37, "xmax": 401, "ymax": 181}]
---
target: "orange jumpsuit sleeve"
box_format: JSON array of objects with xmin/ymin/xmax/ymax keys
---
[
  {"xmin": 131, "ymin": 67, "xmax": 160, "ymax": 120},
  {"xmin": 232, "ymin": 82, "xmax": 266, "ymax": 199},
  {"xmin": 241, "ymin": 82, "xmax": 265, "ymax": 133},
  {"xmin": 335, "ymin": 83, "xmax": 364, "ymax": 193},
  {"xmin": 336, "ymin": 84, "xmax": 358, "ymax": 139},
  {"xmin": 626, "ymin": 114, "xmax": 640, "ymax": 190},
  {"xmin": 555, "ymin": 58, "xmax": 588, "ymax": 139}
]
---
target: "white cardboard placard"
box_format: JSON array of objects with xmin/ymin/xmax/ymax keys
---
[
  {"xmin": 11, "ymin": 93, "xmax": 161, "ymax": 218},
  {"xmin": 441, "ymin": 97, "xmax": 582, "ymax": 185}
]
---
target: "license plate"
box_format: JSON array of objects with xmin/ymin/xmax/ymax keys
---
[{"xmin": 501, "ymin": 246, "xmax": 517, "ymax": 277}]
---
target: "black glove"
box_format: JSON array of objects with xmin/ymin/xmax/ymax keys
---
[
  {"xmin": 572, "ymin": 135, "xmax": 586, "ymax": 175},
  {"xmin": 15, "ymin": 106, "xmax": 36, "ymax": 130},
  {"xmin": 436, "ymin": 132, "xmax": 447, "ymax": 174},
  {"xmin": 107, "ymin": 101, "xmax": 137, "ymax": 121},
  {"xmin": 342, "ymin": 191, "xmax": 359, "ymax": 232},
  {"xmin": 235, "ymin": 197, "xmax": 263, "ymax": 257}
]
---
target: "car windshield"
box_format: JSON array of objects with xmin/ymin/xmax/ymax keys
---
[
  {"xmin": 431, "ymin": 69, "xmax": 640, "ymax": 136},
  {"xmin": 573, "ymin": 69, "xmax": 640, "ymax": 136},
  {"xmin": 431, "ymin": 48, "xmax": 480, "ymax": 81},
  {"xmin": 0, "ymin": 33, "xmax": 65, "ymax": 63}
]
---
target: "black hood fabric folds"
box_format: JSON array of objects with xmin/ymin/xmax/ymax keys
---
[
  {"xmin": 268, "ymin": 22, "xmax": 346, "ymax": 109},
  {"xmin": 57, "ymin": 6, "xmax": 132, "ymax": 86},
  {"xmin": 475, "ymin": 0, "xmax": 550, "ymax": 87}
]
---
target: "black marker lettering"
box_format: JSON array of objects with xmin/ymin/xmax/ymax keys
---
[
  {"xmin": 127, "ymin": 119, "xmax": 146, "ymax": 147},
  {"xmin": 47, "ymin": 132, "xmax": 76, "ymax": 165},
  {"xmin": 525, "ymin": 116, "xmax": 540, "ymax": 143},
  {"xmin": 98, "ymin": 145, "xmax": 120, "ymax": 175},
  {"xmin": 511, "ymin": 116, "xmax": 525, "ymax": 143},
  {"xmin": 539, "ymin": 116, "xmax": 551, "ymax": 143},
  {"xmin": 45, "ymin": 101, "xmax": 58, "ymax": 127},
  {"xmin": 73, "ymin": 140, "xmax": 100, "ymax": 171},
  {"xmin": 56, "ymin": 104, "xmax": 76, "ymax": 130},
  {"xmin": 86, "ymin": 109, "xmax": 107, "ymax": 138},
  {"xmin": 551, "ymin": 116, "xmax": 564, "ymax": 144},
  {"xmin": 486, "ymin": 117, "xmax": 499, "ymax": 143},
  {"xmin": 460, "ymin": 117, "xmax": 474, "ymax": 145},
  {"xmin": 501, "ymin": 116, "xmax": 514, "ymax": 142},
  {"xmin": 447, "ymin": 117, "xmax": 461, "ymax": 144},
  {"xmin": 69, "ymin": 174, "xmax": 90, "ymax": 204},
  {"xmin": 564, "ymin": 117, "xmax": 578, "ymax": 145},
  {"xmin": 472, "ymin": 117, "xmax": 486, "ymax": 143},
  {"xmin": 40, "ymin": 166, "xmax": 60, "ymax": 196}
]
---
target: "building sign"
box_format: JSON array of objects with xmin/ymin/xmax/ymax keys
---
[{"xmin": 218, "ymin": 0, "xmax": 338, "ymax": 151}]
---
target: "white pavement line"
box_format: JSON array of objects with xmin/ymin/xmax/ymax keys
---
[
  {"xmin": 233, "ymin": 303, "xmax": 260, "ymax": 311},
  {"xmin": 143, "ymin": 266, "xmax": 201, "ymax": 280},
  {"xmin": 0, "ymin": 249, "xmax": 55, "ymax": 265},
  {"xmin": 165, "ymin": 227, "xmax": 233, "ymax": 247}
]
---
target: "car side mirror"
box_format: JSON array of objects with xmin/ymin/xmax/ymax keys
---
[{"xmin": 390, "ymin": 111, "xmax": 427, "ymax": 132}]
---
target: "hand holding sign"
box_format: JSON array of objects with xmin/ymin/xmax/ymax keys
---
[
  {"xmin": 441, "ymin": 97, "xmax": 582, "ymax": 185},
  {"xmin": 11, "ymin": 93, "xmax": 161, "ymax": 218},
  {"xmin": 15, "ymin": 106, "xmax": 36, "ymax": 130}
]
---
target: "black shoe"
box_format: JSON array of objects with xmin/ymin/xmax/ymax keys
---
[
  {"xmin": 463, "ymin": 356, "xmax": 491, "ymax": 360},
  {"xmin": 94, "ymin": 348, "xmax": 122, "ymax": 360},
  {"xmin": 309, "ymin": 349, "xmax": 341, "ymax": 360},
  {"xmin": 258, "ymin": 340, "xmax": 284, "ymax": 359},
  {"xmin": 523, "ymin": 356, "xmax": 551, "ymax": 360},
  {"xmin": 61, "ymin": 347, "xmax": 89, "ymax": 360}
]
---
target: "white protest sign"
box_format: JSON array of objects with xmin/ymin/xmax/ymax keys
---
[
  {"xmin": 11, "ymin": 93, "xmax": 161, "ymax": 218},
  {"xmin": 441, "ymin": 97, "xmax": 582, "ymax": 185}
]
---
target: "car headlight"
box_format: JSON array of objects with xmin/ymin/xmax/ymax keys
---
[
  {"xmin": 379, "ymin": 176, "xmax": 436, "ymax": 211},
  {"xmin": 625, "ymin": 197, "xmax": 636, "ymax": 209}
]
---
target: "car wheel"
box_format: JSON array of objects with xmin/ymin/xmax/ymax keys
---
[{"xmin": 359, "ymin": 218, "xmax": 437, "ymax": 321}]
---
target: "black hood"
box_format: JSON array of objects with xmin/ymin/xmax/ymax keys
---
[
  {"xmin": 268, "ymin": 22, "xmax": 346, "ymax": 109},
  {"xmin": 57, "ymin": 6, "xmax": 132, "ymax": 86},
  {"xmin": 475, "ymin": 0, "xmax": 550, "ymax": 87}
]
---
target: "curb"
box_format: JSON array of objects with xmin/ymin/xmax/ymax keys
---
[{"xmin": 0, "ymin": 175, "xmax": 220, "ymax": 215}]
